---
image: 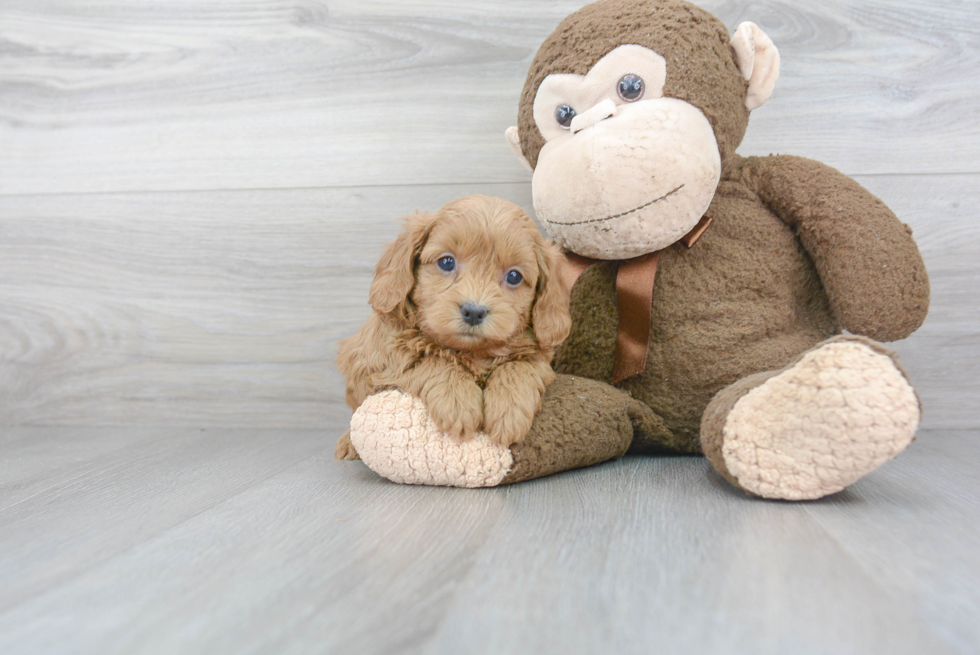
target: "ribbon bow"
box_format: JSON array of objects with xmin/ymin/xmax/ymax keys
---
[{"xmin": 559, "ymin": 215, "xmax": 712, "ymax": 384}]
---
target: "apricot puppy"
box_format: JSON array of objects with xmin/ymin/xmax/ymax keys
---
[{"xmin": 335, "ymin": 195, "xmax": 571, "ymax": 459}]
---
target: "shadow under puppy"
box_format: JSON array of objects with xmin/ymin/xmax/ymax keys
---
[{"xmin": 336, "ymin": 195, "xmax": 571, "ymax": 459}]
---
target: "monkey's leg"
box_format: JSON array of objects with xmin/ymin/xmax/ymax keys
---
[
  {"xmin": 700, "ymin": 335, "xmax": 920, "ymax": 500},
  {"xmin": 347, "ymin": 375, "xmax": 662, "ymax": 487},
  {"xmin": 500, "ymin": 374, "xmax": 670, "ymax": 484}
]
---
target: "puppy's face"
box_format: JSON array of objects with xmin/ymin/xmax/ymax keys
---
[
  {"xmin": 369, "ymin": 195, "xmax": 570, "ymax": 353},
  {"xmin": 414, "ymin": 202, "xmax": 539, "ymax": 351}
]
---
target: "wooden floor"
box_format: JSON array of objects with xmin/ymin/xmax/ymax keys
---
[
  {"xmin": 0, "ymin": 426, "xmax": 978, "ymax": 654},
  {"xmin": 1, "ymin": 1, "xmax": 979, "ymax": 653}
]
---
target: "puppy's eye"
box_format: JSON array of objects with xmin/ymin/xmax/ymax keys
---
[
  {"xmin": 505, "ymin": 269, "xmax": 523, "ymax": 286},
  {"xmin": 555, "ymin": 104, "xmax": 576, "ymax": 129},
  {"xmin": 617, "ymin": 74, "xmax": 644, "ymax": 102},
  {"xmin": 437, "ymin": 255, "xmax": 456, "ymax": 272}
]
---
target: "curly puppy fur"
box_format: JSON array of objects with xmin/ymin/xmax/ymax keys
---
[{"xmin": 335, "ymin": 195, "xmax": 571, "ymax": 459}]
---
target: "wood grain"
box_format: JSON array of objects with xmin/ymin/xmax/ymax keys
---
[
  {"xmin": 805, "ymin": 433, "xmax": 980, "ymax": 654},
  {"xmin": 1, "ymin": 0, "xmax": 979, "ymax": 195},
  {"xmin": 0, "ymin": 426, "xmax": 975, "ymax": 654},
  {"xmin": 1, "ymin": 176, "xmax": 976, "ymax": 429},
  {"xmin": 0, "ymin": 2, "xmax": 977, "ymax": 653},
  {"xmin": 858, "ymin": 174, "xmax": 980, "ymax": 431},
  {"xmin": 427, "ymin": 453, "xmax": 951, "ymax": 655},
  {"xmin": 0, "ymin": 183, "xmax": 531, "ymax": 426},
  {"xmin": 0, "ymin": 425, "xmax": 332, "ymax": 613}
]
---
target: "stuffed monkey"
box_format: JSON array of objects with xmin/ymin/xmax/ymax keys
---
[{"xmin": 345, "ymin": 0, "xmax": 929, "ymax": 500}]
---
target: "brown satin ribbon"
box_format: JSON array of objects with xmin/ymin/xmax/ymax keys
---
[
  {"xmin": 560, "ymin": 252, "xmax": 594, "ymax": 294},
  {"xmin": 612, "ymin": 252, "xmax": 660, "ymax": 383},
  {"xmin": 560, "ymin": 214, "xmax": 713, "ymax": 384},
  {"xmin": 680, "ymin": 214, "xmax": 712, "ymax": 248}
]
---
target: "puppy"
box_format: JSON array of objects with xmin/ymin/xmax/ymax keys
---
[{"xmin": 335, "ymin": 195, "xmax": 571, "ymax": 460}]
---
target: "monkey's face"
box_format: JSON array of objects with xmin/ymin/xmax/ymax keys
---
[
  {"xmin": 529, "ymin": 45, "xmax": 721, "ymax": 260},
  {"xmin": 507, "ymin": 4, "xmax": 780, "ymax": 261}
]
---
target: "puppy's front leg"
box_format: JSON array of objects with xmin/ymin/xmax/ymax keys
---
[
  {"xmin": 411, "ymin": 358, "xmax": 484, "ymax": 440},
  {"xmin": 484, "ymin": 360, "xmax": 556, "ymax": 447}
]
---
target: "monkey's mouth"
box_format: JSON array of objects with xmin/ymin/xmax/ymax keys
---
[{"xmin": 543, "ymin": 184, "xmax": 685, "ymax": 226}]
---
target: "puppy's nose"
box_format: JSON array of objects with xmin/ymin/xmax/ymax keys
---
[{"xmin": 460, "ymin": 302, "xmax": 489, "ymax": 326}]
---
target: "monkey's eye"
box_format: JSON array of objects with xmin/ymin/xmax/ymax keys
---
[
  {"xmin": 617, "ymin": 74, "xmax": 644, "ymax": 102},
  {"xmin": 554, "ymin": 104, "xmax": 576, "ymax": 129},
  {"xmin": 437, "ymin": 255, "xmax": 456, "ymax": 272},
  {"xmin": 504, "ymin": 269, "xmax": 524, "ymax": 286}
]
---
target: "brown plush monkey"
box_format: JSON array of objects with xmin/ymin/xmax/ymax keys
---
[{"xmin": 346, "ymin": 0, "xmax": 929, "ymax": 500}]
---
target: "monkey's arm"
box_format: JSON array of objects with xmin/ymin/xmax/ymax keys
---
[{"xmin": 741, "ymin": 155, "xmax": 929, "ymax": 341}]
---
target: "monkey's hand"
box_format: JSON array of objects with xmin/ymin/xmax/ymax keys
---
[{"xmin": 484, "ymin": 359, "xmax": 556, "ymax": 447}]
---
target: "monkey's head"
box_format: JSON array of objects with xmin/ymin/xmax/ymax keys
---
[{"xmin": 506, "ymin": 0, "xmax": 779, "ymax": 259}]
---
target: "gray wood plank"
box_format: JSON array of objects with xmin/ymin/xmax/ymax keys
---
[
  {"xmin": 805, "ymin": 432, "xmax": 980, "ymax": 655},
  {"xmin": 1, "ymin": 0, "xmax": 978, "ymax": 195},
  {"xmin": 0, "ymin": 425, "xmax": 185, "ymax": 510},
  {"xmin": 0, "ymin": 183, "xmax": 532, "ymax": 427},
  {"xmin": 0, "ymin": 428, "xmax": 974, "ymax": 655},
  {"xmin": 430, "ymin": 431, "xmax": 980, "ymax": 655},
  {"xmin": 0, "ymin": 2, "xmax": 976, "ymax": 653},
  {"xmin": 425, "ymin": 454, "xmax": 953, "ymax": 655},
  {"xmin": 0, "ymin": 425, "xmax": 335, "ymax": 612},
  {"xmin": 858, "ymin": 174, "xmax": 980, "ymax": 431},
  {"xmin": 1, "ymin": 175, "xmax": 975, "ymax": 429},
  {"xmin": 0, "ymin": 439, "xmax": 509, "ymax": 655}
]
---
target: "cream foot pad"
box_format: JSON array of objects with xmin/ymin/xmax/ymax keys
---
[
  {"xmin": 722, "ymin": 341, "xmax": 920, "ymax": 500},
  {"xmin": 349, "ymin": 390, "xmax": 514, "ymax": 488}
]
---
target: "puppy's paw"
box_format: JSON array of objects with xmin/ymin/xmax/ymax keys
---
[
  {"xmin": 335, "ymin": 431, "xmax": 360, "ymax": 460},
  {"xmin": 425, "ymin": 382, "xmax": 484, "ymax": 440},
  {"xmin": 484, "ymin": 387, "xmax": 536, "ymax": 448}
]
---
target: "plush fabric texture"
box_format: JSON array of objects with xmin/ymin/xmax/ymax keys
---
[
  {"xmin": 739, "ymin": 155, "xmax": 931, "ymax": 341},
  {"xmin": 532, "ymin": 44, "xmax": 668, "ymax": 142},
  {"xmin": 517, "ymin": 0, "xmax": 750, "ymax": 170},
  {"xmin": 551, "ymin": 155, "xmax": 929, "ymax": 453},
  {"xmin": 350, "ymin": 390, "xmax": 514, "ymax": 488},
  {"xmin": 730, "ymin": 21, "xmax": 780, "ymax": 110},
  {"xmin": 350, "ymin": 375, "xmax": 656, "ymax": 487},
  {"xmin": 532, "ymin": 97, "xmax": 722, "ymax": 259},
  {"xmin": 500, "ymin": 374, "xmax": 653, "ymax": 484},
  {"xmin": 701, "ymin": 336, "xmax": 921, "ymax": 500},
  {"xmin": 342, "ymin": 0, "xmax": 930, "ymax": 499}
]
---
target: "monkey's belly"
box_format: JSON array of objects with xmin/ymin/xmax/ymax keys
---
[{"xmin": 556, "ymin": 190, "xmax": 839, "ymax": 450}]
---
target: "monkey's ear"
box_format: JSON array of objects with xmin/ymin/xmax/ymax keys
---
[
  {"xmin": 369, "ymin": 212, "xmax": 434, "ymax": 315},
  {"xmin": 505, "ymin": 126, "xmax": 534, "ymax": 173},
  {"xmin": 731, "ymin": 22, "xmax": 780, "ymax": 111}
]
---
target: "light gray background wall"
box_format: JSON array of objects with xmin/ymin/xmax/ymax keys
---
[{"xmin": 2, "ymin": 0, "xmax": 977, "ymax": 430}]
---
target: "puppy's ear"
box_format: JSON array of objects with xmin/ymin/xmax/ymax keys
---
[
  {"xmin": 369, "ymin": 212, "xmax": 434, "ymax": 315},
  {"xmin": 531, "ymin": 237, "xmax": 572, "ymax": 349}
]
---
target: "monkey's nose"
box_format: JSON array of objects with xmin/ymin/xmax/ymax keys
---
[
  {"xmin": 460, "ymin": 302, "xmax": 489, "ymax": 326},
  {"xmin": 570, "ymin": 98, "xmax": 618, "ymax": 134}
]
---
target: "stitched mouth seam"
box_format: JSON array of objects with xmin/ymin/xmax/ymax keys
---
[{"xmin": 543, "ymin": 184, "xmax": 685, "ymax": 226}]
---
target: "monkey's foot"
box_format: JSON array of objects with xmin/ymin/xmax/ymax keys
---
[
  {"xmin": 702, "ymin": 336, "xmax": 920, "ymax": 500},
  {"xmin": 348, "ymin": 376, "xmax": 647, "ymax": 487},
  {"xmin": 349, "ymin": 391, "xmax": 514, "ymax": 488}
]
